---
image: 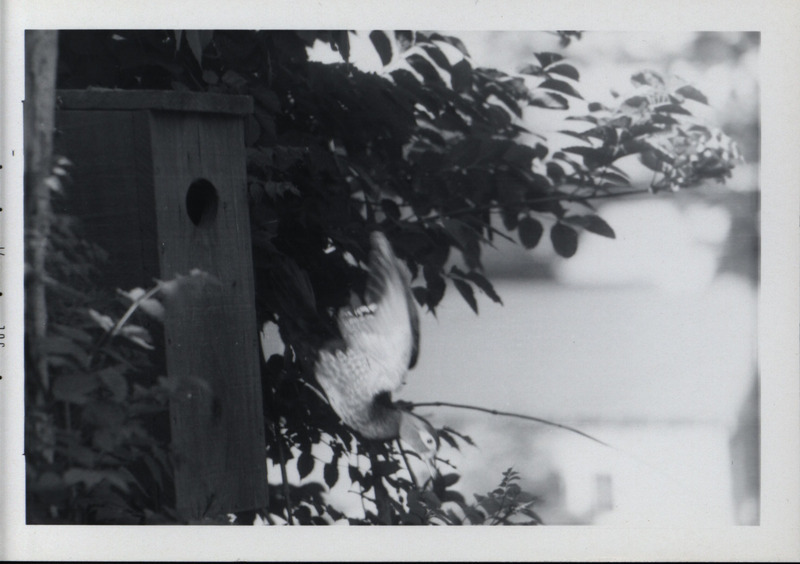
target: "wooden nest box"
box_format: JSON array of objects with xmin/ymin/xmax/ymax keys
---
[{"xmin": 55, "ymin": 89, "xmax": 268, "ymax": 521}]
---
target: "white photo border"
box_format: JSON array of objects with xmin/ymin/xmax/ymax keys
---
[{"xmin": 2, "ymin": 0, "xmax": 798, "ymax": 560}]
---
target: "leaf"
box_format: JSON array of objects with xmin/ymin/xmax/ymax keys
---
[
  {"xmin": 443, "ymin": 219, "xmax": 482, "ymax": 270},
  {"xmin": 476, "ymin": 494, "xmax": 502, "ymax": 514},
  {"xmin": 43, "ymin": 175, "xmax": 62, "ymax": 192},
  {"xmin": 411, "ymin": 286, "xmax": 427, "ymax": 307},
  {"xmin": 83, "ymin": 401, "xmax": 126, "ymax": 427},
  {"xmin": 97, "ymin": 366, "xmax": 128, "ymax": 402},
  {"xmin": 623, "ymin": 95, "xmax": 648, "ymax": 108},
  {"xmin": 449, "ymin": 59, "xmax": 473, "ymax": 93},
  {"xmin": 562, "ymin": 145, "xmax": 607, "ymax": 168},
  {"xmin": 436, "ymin": 428, "xmax": 459, "ymax": 451},
  {"xmin": 546, "ymin": 63, "xmax": 580, "ymax": 81},
  {"xmin": 293, "ymin": 505, "xmax": 312, "ymax": 524},
  {"xmin": 221, "ymin": 69, "xmax": 248, "ymax": 92},
  {"xmin": 202, "ymin": 69, "xmax": 218, "ymax": 85},
  {"xmin": 369, "ymin": 30, "xmax": 392, "ymax": 66},
  {"xmin": 528, "ymin": 90, "xmax": 568, "ymax": 110},
  {"xmin": 518, "ymin": 217, "xmax": 544, "ymax": 249},
  {"xmin": 348, "ymin": 465, "xmax": 363, "ymax": 484},
  {"xmin": 441, "ymin": 426, "xmax": 476, "ymax": 447},
  {"xmin": 675, "ymin": 84, "xmax": 708, "ymax": 105},
  {"xmin": 297, "ymin": 450, "xmax": 314, "ymax": 479},
  {"xmin": 596, "ymin": 169, "xmax": 630, "ymax": 186},
  {"xmin": 500, "ymin": 207, "xmax": 519, "ymax": 231},
  {"xmin": 497, "ymin": 175, "xmax": 526, "ymax": 206},
  {"xmin": 558, "ymin": 129, "xmax": 589, "ymax": 142},
  {"xmin": 443, "ymin": 490, "xmax": 466, "ymax": 505},
  {"xmin": 581, "ymin": 215, "xmax": 616, "ymax": 238},
  {"xmin": 655, "ymin": 103, "xmax": 692, "ymax": 116},
  {"xmin": 502, "ymin": 143, "xmax": 538, "ymax": 169},
  {"xmin": 432, "ymin": 33, "xmax": 471, "ymax": 58},
  {"xmin": 422, "ymin": 490, "xmax": 442, "ymax": 509},
  {"xmin": 331, "ymin": 30, "xmax": 350, "ymax": 62},
  {"xmin": 51, "ymin": 323, "xmax": 93, "ymax": 345},
  {"xmin": 538, "ymin": 78, "xmax": 583, "ymax": 99},
  {"xmin": 423, "ymin": 266, "xmax": 446, "ymax": 308},
  {"xmin": 534, "ymin": 52, "xmax": 563, "ymax": 68},
  {"xmin": 551, "ymin": 222, "xmax": 579, "ymax": 258},
  {"xmin": 453, "ymin": 279, "xmax": 478, "ymax": 314},
  {"xmin": 380, "ymin": 199, "xmax": 401, "ymax": 221},
  {"xmin": 400, "ymin": 512, "xmax": 424, "ymax": 525},
  {"xmin": 323, "ymin": 462, "xmax": 339, "ymax": 488},
  {"xmin": 184, "ymin": 30, "xmax": 205, "ymax": 64},
  {"xmin": 92, "ymin": 427, "xmax": 121, "ymax": 452},
  {"xmin": 640, "ymin": 149, "xmax": 666, "ymax": 172},
  {"xmin": 443, "ymin": 473, "xmax": 461, "ymax": 487},
  {"xmin": 518, "ymin": 63, "xmax": 543, "ymax": 76},
  {"xmin": 142, "ymin": 453, "xmax": 165, "ymax": 490},
  {"xmin": 251, "ymin": 86, "xmax": 281, "ymax": 114},
  {"xmin": 407, "ymin": 53, "xmax": 443, "ymax": 85},
  {"xmin": 119, "ymin": 324, "xmax": 154, "ymax": 350},
  {"xmin": 546, "ymin": 162, "xmax": 566, "ymax": 182},
  {"xmin": 422, "ymin": 45, "xmax": 452, "ymax": 71},
  {"xmin": 488, "ymin": 83, "xmax": 524, "ymax": 117},
  {"xmin": 631, "ymin": 70, "xmax": 665, "ymax": 87},
  {"xmin": 373, "ymin": 459, "xmax": 401, "ymax": 476},
  {"xmin": 52, "ymin": 373, "xmax": 99, "ymax": 405},
  {"xmin": 519, "ymin": 506, "xmax": 544, "ymax": 523},
  {"xmin": 464, "ymin": 271, "xmax": 503, "ymax": 305},
  {"xmin": 41, "ymin": 335, "xmax": 90, "ymax": 367},
  {"xmin": 583, "ymin": 124, "xmax": 618, "ymax": 145},
  {"xmin": 464, "ymin": 506, "xmax": 485, "ymax": 524},
  {"xmin": 64, "ymin": 469, "xmax": 129, "ymax": 493}
]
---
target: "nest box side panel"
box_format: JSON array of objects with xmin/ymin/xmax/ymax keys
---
[
  {"xmin": 148, "ymin": 110, "xmax": 267, "ymax": 520},
  {"xmin": 54, "ymin": 109, "xmax": 159, "ymax": 289}
]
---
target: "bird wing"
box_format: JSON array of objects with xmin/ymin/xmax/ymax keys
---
[{"xmin": 333, "ymin": 231, "xmax": 420, "ymax": 398}]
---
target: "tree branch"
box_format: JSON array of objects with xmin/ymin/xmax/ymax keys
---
[
  {"xmin": 276, "ymin": 430, "xmax": 295, "ymax": 525},
  {"xmin": 409, "ymin": 400, "xmax": 611, "ymax": 448},
  {"xmin": 415, "ymin": 188, "xmax": 649, "ymax": 226}
]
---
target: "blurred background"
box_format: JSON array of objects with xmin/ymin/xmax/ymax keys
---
[
  {"xmin": 406, "ymin": 31, "xmax": 759, "ymax": 526},
  {"xmin": 296, "ymin": 31, "xmax": 759, "ymax": 525}
]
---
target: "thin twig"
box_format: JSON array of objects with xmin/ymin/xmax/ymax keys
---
[
  {"xmin": 276, "ymin": 431, "xmax": 295, "ymax": 525},
  {"xmin": 396, "ymin": 439, "xmax": 419, "ymax": 489},
  {"xmin": 409, "ymin": 400, "xmax": 611, "ymax": 448},
  {"xmin": 368, "ymin": 446, "xmax": 393, "ymax": 525},
  {"xmin": 87, "ymin": 283, "xmax": 162, "ymax": 368}
]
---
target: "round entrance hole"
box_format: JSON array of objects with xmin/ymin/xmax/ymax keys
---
[{"xmin": 185, "ymin": 179, "xmax": 219, "ymax": 227}]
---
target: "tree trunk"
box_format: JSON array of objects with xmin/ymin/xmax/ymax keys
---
[{"xmin": 24, "ymin": 31, "xmax": 58, "ymax": 394}]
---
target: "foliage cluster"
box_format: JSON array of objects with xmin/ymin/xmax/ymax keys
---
[
  {"xmin": 25, "ymin": 162, "xmax": 176, "ymax": 523},
  {"xmin": 25, "ymin": 29, "xmax": 741, "ymax": 524}
]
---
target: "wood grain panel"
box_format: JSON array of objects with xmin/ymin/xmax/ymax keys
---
[{"xmin": 148, "ymin": 110, "xmax": 267, "ymax": 520}]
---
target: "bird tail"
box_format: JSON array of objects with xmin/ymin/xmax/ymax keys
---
[{"xmin": 365, "ymin": 231, "xmax": 421, "ymax": 368}]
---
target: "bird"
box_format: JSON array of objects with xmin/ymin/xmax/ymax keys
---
[{"xmin": 313, "ymin": 231, "xmax": 439, "ymax": 475}]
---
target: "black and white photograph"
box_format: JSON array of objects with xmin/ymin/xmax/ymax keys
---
[{"xmin": 2, "ymin": 0, "xmax": 799, "ymax": 561}]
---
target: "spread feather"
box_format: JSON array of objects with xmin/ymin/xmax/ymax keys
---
[{"xmin": 314, "ymin": 231, "xmax": 420, "ymax": 439}]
